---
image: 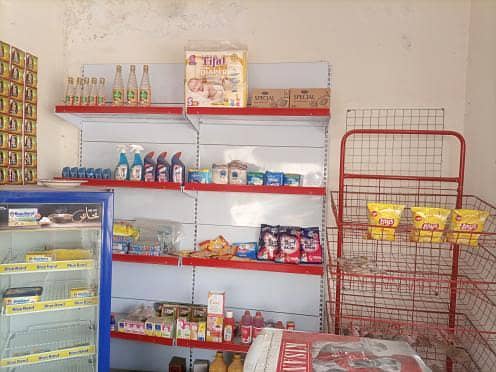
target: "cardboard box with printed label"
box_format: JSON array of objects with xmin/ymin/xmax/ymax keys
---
[
  {"xmin": 250, "ymin": 89, "xmax": 290, "ymax": 108},
  {"xmin": 290, "ymin": 88, "xmax": 330, "ymax": 109}
]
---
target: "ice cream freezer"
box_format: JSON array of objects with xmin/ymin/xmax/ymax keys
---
[{"xmin": 0, "ymin": 188, "xmax": 113, "ymax": 371}]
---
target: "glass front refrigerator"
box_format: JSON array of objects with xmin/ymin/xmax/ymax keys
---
[{"xmin": 0, "ymin": 189, "xmax": 112, "ymax": 372}]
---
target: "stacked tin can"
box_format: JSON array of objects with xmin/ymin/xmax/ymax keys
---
[{"xmin": 0, "ymin": 40, "xmax": 38, "ymax": 185}]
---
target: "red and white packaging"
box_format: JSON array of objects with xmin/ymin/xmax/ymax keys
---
[
  {"xmin": 275, "ymin": 226, "xmax": 301, "ymax": 264},
  {"xmin": 240, "ymin": 310, "xmax": 253, "ymax": 344},
  {"xmin": 300, "ymin": 227, "xmax": 323, "ymax": 264}
]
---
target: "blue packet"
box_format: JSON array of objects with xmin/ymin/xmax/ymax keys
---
[
  {"xmin": 247, "ymin": 172, "xmax": 264, "ymax": 186},
  {"xmin": 264, "ymin": 171, "xmax": 284, "ymax": 186},
  {"xmin": 233, "ymin": 242, "xmax": 258, "ymax": 259},
  {"xmin": 70, "ymin": 167, "xmax": 79, "ymax": 178},
  {"xmin": 188, "ymin": 168, "xmax": 211, "ymax": 184},
  {"xmin": 78, "ymin": 167, "xmax": 87, "ymax": 179},
  {"xmin": 62, "ymin": 167, "xmax": 71, "ymax": 178},
  {"xmin": 283, "ymin": 174, "xmax": 302, "ymax": 187},
  {"xmin": 102, "ymin": 168, "xmax": 112, "ymax": 179},
  {"xmin": 86, "ymin": 168, "xmax": 95, "ymax": 179},
  {"xmin": 94, "ymin": 168, "xmax": 103, "ymax": 179}
]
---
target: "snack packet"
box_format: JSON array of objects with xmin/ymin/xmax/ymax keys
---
[
  {"xmin": 367, "ymin": 203, "xmax": 405, "ymax": 241},
  {"xmin": 300, "ymin": 227, "xmax": 323, "ymax": 263},
  {"xmin": 447, "ymin": 209, "xmax": 490, "ymax": 246},
  {"xmin": 275, "ymin": 226, "xmax": 301, "ymax": 264},
  {"xmin": 410, "ymin": 207, "xmax": 451, "ymax": 243},
  {"xmin": 257, "ymin": 224, "xmax": 279, "ymax": 261}
]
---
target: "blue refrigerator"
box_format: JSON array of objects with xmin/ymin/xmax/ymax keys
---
[{"xmin": 0, "ymin": 189, "xmax": 112, "ymax": 372}]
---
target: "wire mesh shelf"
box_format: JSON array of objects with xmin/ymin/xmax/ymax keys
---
[
  {"xmin": 328, "ymin": 126, "xmax": 496, "ymax": 371},
  {"xmin": 0, "ymin": 321, "xmax": 96, "ymax": 368},
  {"xmin": 1, "ymin": 280, "xmax": 98, "ymax": 316}
]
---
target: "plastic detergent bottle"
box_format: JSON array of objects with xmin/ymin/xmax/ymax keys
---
[
  {"xmin": 223, "ymin": 311, "xmax": 235, "ymax": 342},
  {"xmin": 253, "ymin": 311, "xmax": 265, "ymax": 339},
  {"xmin": 143, "ymin": 151, "xmax": 156, "ymax": 182},
  {"xmin": 209, "ymin": 352, "xmax": 227, "ymax": 372},
  {"xmin": 156, "ymin": 152, "xmax": 171, "ymax": 182},
  {"xmin": 171, "ymin": 152, "xmax": 186, "ymax": 185},
  {"xmin": 227, "ymin": 354, "xmax": 243, "ymax": 372},
  {"xmin": 240, "ymin": 310, "xmax": 253, "ymax": 344},
  {"xmin": 129, "ymin": 145, "xmax": 144, "ymax": 181},
  {"xmin": 114, "ymin": 145, "xmax": 129, "ymax": 180}
]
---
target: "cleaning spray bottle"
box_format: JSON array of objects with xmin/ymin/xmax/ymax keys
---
[
  {"xmin": 171, "ymin": 152, "xmax": 186, "ymax": 185},
  {"xmin": 156, "ymin": 152, "xmax": 171, "ymax": 182},
  {"xmin": 129, "ymin": 145, "xmax": 144, "ymax": 181},
  {"xmin": 114, "ymin": 145, "xmax": 129, "ymax": 180},
  {"xmin": 143, "ymin": 151, "xmax": 156, "ymax": 182}
]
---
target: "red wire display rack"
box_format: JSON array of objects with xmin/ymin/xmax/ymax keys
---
[{"xmin": 327, "ymin": 126, "xmax": 496, "ymax": 372}]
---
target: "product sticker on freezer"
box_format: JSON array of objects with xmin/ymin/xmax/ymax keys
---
[
  {"xmin": 8, "ymin": 208, "xmax": 38, "ymax": 226},
  {"xmin": 0, "ymin": 345, "xmax": 96, "ymax": 367},
  {"xmin": 4, "ymin": 296, "xmax": 98, "ymax": 314}
]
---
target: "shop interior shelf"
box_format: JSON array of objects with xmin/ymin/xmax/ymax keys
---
[
  {"xmin": 10, "ymin": 358, "xmax": 96, "ymax": 372},
  {"xmin": 1, "ymin": 280, "xmax": 98, "ymax": 316},
  {"xmin": 110, "ymin": 331, "xmax": 249, "ymax": 353},
  {"xmin": 112, "ymin": 253, "xmax": 323, "ymax": 276},
  {"xmin": 110, "ymin": 331, "xmax": 173, "ymax": 347},
  {"xmin": 54, "ymin": 105, "xmax": 330, "ymax": 129},
  {"xmin": 184, "ymin": 183, "xmax": 326, "ymax": 196},
  {"xmin": 0, "ymin": 321, "xmax": 96, "ymax": 368},
  {"xmin": 0, "ymin": 257, "xmax": 95, "ymax": 275},
  {"xmin": 186, "ymin": 106, "xmax": 330, "ymax": 117}
]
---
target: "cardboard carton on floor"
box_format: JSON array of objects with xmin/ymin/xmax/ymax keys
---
[
  {"xmin": 250, "ymin": 89, "xmax": 290, "ymax": 108},
  {"xmin": 290, "ymin": 88, "xmax": 330, "ymax": 109}
]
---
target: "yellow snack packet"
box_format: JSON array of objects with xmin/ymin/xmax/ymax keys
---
[
  {"xmin": 447, "ymin": 209, "xmax": 489, "ymax": 246},
  {"xmin": 410, "ymin": 207, "xmax": 451, "ymax": 243},
  {"xmin": 367, "ymin": 203, "xmax": 405, "ymax": 241}
]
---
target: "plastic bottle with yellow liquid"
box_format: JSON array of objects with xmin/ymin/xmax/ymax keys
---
[{"xmin": 209, "ymin": 352, "xmax": 227, "ymax": 372}]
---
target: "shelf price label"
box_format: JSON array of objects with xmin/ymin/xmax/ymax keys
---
[
  {"xmin": 0, "ymin": 259, "xmax": 95, "ymax": 274},
  {"xmin": 4, "ymin": 296, "xmax": 98, "ymax": 315},
  {"xmin": 0, "ymin": 345, "xmax": 96, "ymax": 367}
]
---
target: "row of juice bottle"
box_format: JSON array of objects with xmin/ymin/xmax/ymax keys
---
[
  {"xmin": 63, "ymin": 64, "xmax": 151, "ymax": 106},
  {"xmin": 236, "ymin": 310, "xmax": 295, "ymax": 345}
]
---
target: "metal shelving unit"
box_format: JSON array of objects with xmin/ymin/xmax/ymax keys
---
[{"xmin": 55, "ymin": 62, "xmax": 331, "ymax": 371}]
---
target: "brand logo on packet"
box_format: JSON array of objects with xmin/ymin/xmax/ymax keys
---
[
  {"xmin": 379, "ymin": 218, "xmax": 394, "ymax": 226},
  {"xmin": 422, "ymin": 223, "xmax": 439, "ymax": 231},
  {"xmin": 461, "ymin": 223, "xmax": 478, "ymax": 231}
]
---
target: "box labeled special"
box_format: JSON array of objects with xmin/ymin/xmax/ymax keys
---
[
  {"xmin": 250, "ymin": 89, "xmax": 290, "ymax": 108},
  {"xmin": 185, "ymin": 42, "xmax": 247, "ymax": 107},
  {"xmin": 290, "ymin": 88, "xmax": 330, "ymax": 109}
]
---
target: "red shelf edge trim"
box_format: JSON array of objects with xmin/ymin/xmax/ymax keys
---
[
  {"xmin": 54, "ymin": 178, "xmax": 182, "ymax": 191},
  {"xmin": 55, "ymin": 105, "xmax": 330, "ymax": 118},
  {"xmin": 110, "ymin": 331, "xmax": 173, "ymax": 346},
  {"xmin": 112, "ymin": 254, "xmax": 323, "ymax": 276},
  {"xmin": 184, "ymin": 183, "xmax": 326, "ymax": 196},
  {"xmin": 186, "ymin": 106, "xmax": 330, "ymax": 117},
  {"xmin": 112, "ymin": 253, "xmax": 179, "ymax": 266},
  {"xmin": 176, "ymin": 338, "xmax": 250, "ymax": 353},
  {"xmin": 54, "ymin": 178, "xmax": 325, "ymax": 195},
  {"xmin": 110, "ymin": 331, "xmax": 250, "ymax": 353},
  {"xmin": 55, "ymin": 105, "xmax": 183, "ymax": 115}
]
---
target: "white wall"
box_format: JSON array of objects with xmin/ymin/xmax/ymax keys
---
[
  {"xmin": 0, "ymin": 0, "xmax": 473, "ymax": 190},
  {"xmin": 464, "ymin": 0, "xmax": 496, "ymax": 202}
]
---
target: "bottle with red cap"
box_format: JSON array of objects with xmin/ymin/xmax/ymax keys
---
[
  {"xmin": 223, "ymin": 311, "xmax": 235, "ymax": 342},
  {"xmin": 240, "ymin": 310, "xmax": 253, "ymax": 344},
  {"xmin": 253, "ymin": 311, "xmax": 265, "ymax": 339}
]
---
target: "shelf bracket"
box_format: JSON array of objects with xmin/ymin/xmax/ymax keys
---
[{"xmin": 185, "ymin": 114, "xmax": 200, "ymax": 132}]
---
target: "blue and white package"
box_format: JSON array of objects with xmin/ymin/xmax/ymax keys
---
[
  {"xmin": 264, "ymin": 171, "xmax": 284, "ymax": 186},
  {"xmin": 283, "ymin": 173, "xmax": 302, "ymax": 187},
  {"xmin": 188, "ymin": 168, "xmax": 211, "ymax": 184},
  {"xmin": 247, "ymin": 172, "xmax": 264, "ymax": 186},
  {"xmin": 233, "ymin": 242, "xmax": 258, "ymax": 259}
]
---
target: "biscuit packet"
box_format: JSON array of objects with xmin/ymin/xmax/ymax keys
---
[
  {"xmin": 447, "ymin": 209, "xmax": 490, "ymax": 247},
  {"xmin": 367, "ymin": 203, "xmax": 405, "ymax": 241},
  {"xmin": 410, "ymin": 207, "xmax": 451, "ymax": 243}
]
